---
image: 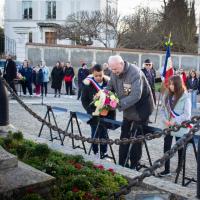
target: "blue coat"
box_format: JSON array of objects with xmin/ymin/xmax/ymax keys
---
[
  {"xmin": 19, "ymin": 67, "xmax": 33, "ymax": 83},
  {"xmin": 78, "ymin": 68, "xmax": 89, "ymax": 87}
]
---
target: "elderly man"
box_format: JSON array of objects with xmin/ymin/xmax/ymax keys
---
[{"xmin": 107, "ymin": 55, "xmax": 154, "ymax": 169}]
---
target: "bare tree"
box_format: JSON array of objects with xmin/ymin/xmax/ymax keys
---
[
  {"xmin": 57, "ymin": 8, "xmax": 129, "ymax": 48},
  {"xmin": 119, "ymin": 7, "xmax": 162, "ymax": 49}
]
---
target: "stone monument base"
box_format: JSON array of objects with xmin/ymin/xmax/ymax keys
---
[
  {"xmin": 0, "ymin": 124, "xmax": 17, "ymax": 138},
  {"xmin": 0, "ymin": 146, "xmax": 55, "ymax": 200}
]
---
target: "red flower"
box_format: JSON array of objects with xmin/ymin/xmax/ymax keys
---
[
  {"xmin": 84, "ymin": 192, "xmax": 93, "ymax": 198},
  {"xmin": 108, "ymin": 168, "xmax": 115, "ymax": 175},
  {"xmin": 93, "ymin": 164, "xmax": 104, "ymax": 170},
  {"xmin": 108, "ymin": 168, "xmax": 114, "ymax": 173},
  {"xmin": 104, "ymin": 97, "xmax": 111, "ymax": 105},
  {"xmin": 72, "ymin": 186, "xmax": 79, "ymax": 193},
  {"xmin": 97, "ymin": 165, "xmax": 104, "ymax": 170},
  {"xmin": 74, "ymin": 163, "xmax": 82, "ymax": 170},
  {"xmin": 26, "ymin": 186, "xmax": 34, "ymax": 193}
]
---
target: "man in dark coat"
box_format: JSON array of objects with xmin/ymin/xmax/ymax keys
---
[
  {"xmin": 3, "ymin": 54, "xmax": 17, "ymax": 94},
  {"xmin": 141, "ymin": 59, "xmax": 156, "ymax": 104},
  {"xmin": 107, "ymin": 55, "xmax": 155, "ymax": 169},
  {"xmin": 77, "ymin": 63, "xmax": 89, "ymax": 100},
  {"xmin": 51, "ymin": 61, "xmax": 64, "ymax": 97}
]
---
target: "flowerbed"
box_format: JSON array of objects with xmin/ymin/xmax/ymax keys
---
[{"xmin": 0, "ymin": 132, "xmax": 128, "ymax": 200}]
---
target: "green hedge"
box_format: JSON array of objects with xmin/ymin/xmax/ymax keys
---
[{"xmin": 0, "ymin": 132, "xmax": 128, "ymax": 200}]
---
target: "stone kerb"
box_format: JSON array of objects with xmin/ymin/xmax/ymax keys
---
[{"xmin": 0, "ymin": 145, "xmax": 55, "ymax": 200}]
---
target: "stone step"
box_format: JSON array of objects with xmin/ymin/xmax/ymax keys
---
[{"xmin": 0, "ymin": 146, "xmax": 18, "ymax": 170}]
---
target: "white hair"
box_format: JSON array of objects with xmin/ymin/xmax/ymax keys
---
[{"xmin": 108, "ymin": 55, "xmax": 124, "ymax": 64}]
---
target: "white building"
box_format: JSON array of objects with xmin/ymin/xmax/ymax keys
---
[{"xmin": 4, "ymin": 0, "xmax": 118, "ymax": 61}]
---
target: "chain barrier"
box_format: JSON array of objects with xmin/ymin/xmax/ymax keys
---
[
  {"xmin": 2, "ymin": 77, "xmax": 199, "ymax": 146},
  {"xmin": 2, "ymin": 78, "xmax": 200, "ymax": 199},
  {"xmin": 112, "ymin": 119, "xmax": 200, "ymax": 199}
]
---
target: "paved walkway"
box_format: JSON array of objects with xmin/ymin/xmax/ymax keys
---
[{"xmin": 8, "ymin": 94, "xmax": 200, "ymax": 194}]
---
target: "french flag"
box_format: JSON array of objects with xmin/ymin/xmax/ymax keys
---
[{"xmin": 162, "ymin": 45, "xmax": 174, "ymax": 86}]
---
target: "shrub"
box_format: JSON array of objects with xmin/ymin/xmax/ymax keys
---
[
  {"xmin": 13, "ymin": 131, "xmax": 23, "ymax": 140},
  {"xmin": 3, "ymin": 137, "xmax": 13, "ymax": 148},
  {"xmin": 16, "ymin": 144, "xmax": 27, "ymax": 159},
  {"xmin": 33, "ymin": 143, "xmax": 50, "ymax": 158}
]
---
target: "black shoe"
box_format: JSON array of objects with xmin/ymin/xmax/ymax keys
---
[
  {"xmin": 100, "ymin": 152, "xmax": 108, "ymax": 159},
  {"xmin": 54, "ymin": 94, "xmax": 57, "ymax": 98},
  {"xmin": 158, "ymin": 170, "xmax": 171, "ymax": 177}
]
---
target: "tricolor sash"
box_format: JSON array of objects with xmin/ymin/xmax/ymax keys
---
[
  {"xmin": 168, "ymin": 98, "xmax": 192, "ymax": 129},
  {"xmin": 85, "ymin": 77, "xmax": 104, "ymax": 91}
]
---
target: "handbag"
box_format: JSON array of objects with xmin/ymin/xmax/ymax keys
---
[{"xmin": 64, "ymin": 76, "xmax": 72, "ymax": 82}]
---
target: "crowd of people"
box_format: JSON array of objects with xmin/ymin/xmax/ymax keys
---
[{"xmin": 0, "ymin": 54, "xmax": 198, "ymax": 176}]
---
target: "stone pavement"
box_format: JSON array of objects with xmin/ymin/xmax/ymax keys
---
[{"xmin": 8, "ymin": 93, "xmax": 200, "ymax": 198}]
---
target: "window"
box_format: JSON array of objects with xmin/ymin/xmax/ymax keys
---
[
  {"xmin": 46, "ymin": 1, "xmax": 56, "ymax": 19},
  {"xmin": 29, "ymin": 32, "xmax": 32, "ymax": 43},
  {"xmin": 45, "ymin": 32, "xmax": 57, "ymax": 44},
  {"xmin": 22, "ymin": 1, "xmax": 32, "ymax": 19}
]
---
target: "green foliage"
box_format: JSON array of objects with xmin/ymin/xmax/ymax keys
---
[
  {"xmin": 3, "ymin": 137, "xmax": 13, "ymax": 148},
  {"xmin": 16, "ymin": 144, "xmax": 28, "ymax": 159},
  {"xmin": 21, "ymin": 193, "xmax": 44, "ymax": 200},
  {"xmin": 33, "ymin": 143, "xmax": 50, "ymax": 158},
  {"xmin": 13, "ymin": 131, "xmax": 23, "ymax": 141},
  {"xmin": 1, "ymin": 134, "xmax": 127, "ymax": 200}
]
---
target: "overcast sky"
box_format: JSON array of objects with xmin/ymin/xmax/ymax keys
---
[{"xmin": 0, "ymin": 0, "xmax": 199, "ymax": 27}]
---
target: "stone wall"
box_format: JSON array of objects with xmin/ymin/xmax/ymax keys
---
[{"xmin": 26, "ymin": 43, "xmax": 200, "ymax": 72}]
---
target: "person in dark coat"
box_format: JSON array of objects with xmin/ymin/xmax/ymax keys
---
[
  {"xmin": 81, "ymin": 64, "xmax": 115, "ymax": 158},
  {"xmin": 3, "ymin": 54, "xmax": 17, "ymax": 94},
  {"xmin": 51, "ymin": 61, "xmax": 64, "ymax": 97},
  {"xmin": 107, "ymin": 55, "xmax": 155, "ymax": 169},
  {"xmin": 64, "ymin": 61, "xmax": 74, "ymax": 95},
  {"xmin": 33, "ymin": 65, "xmax": 43, "ymax": 95},
  {"xmin": 141, "ymin": 59, "xmax": 156, "ymax": 104},
  {"xmin": 18, "ymin": 60, "xmax": 33, "ymax": 96},
  {"xmin": 77, "ymin": 63, "xmax": 89, "ymax": 100}
]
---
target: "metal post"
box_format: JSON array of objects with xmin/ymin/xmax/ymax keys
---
[
  {"xmin": 0, "ymin": 78, "xmax": 9, "ymax": 126},
  {"xmin": 197, "ymin": 136, "xmax": 200, "ymax": 198},
  {"xmin": 198, "ymin": 13, "xmax": 200, "ymax": 55}
]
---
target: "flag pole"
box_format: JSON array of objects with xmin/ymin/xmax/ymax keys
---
[{"xmin": 154, "ymin": 33, "xmax": 172, "ymax": 123}]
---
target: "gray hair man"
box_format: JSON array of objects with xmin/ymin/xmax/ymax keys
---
[{"xmin": 107, "ymin": 55, "xmax": 154, "ymax": 169}]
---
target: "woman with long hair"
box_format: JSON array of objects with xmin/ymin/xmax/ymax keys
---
[
  {"xmin": 186, "ymin": 70, "xmax": 198, "ymax": 110},
  {"xmin": 159, "ymin": 75, "xmax": 191, "ymax": 176}
]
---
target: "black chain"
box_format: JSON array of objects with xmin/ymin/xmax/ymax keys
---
[
  {"xmin": 2, "ymin": 77, "xmax": 200, "ymax": 146},
  {"xmin": 112, "ymin": 120, "xmax": 200, "ymax": 199},
  {"xmin": 2, "ymin": 78, "xmax": 200, "ymax": 199}
]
